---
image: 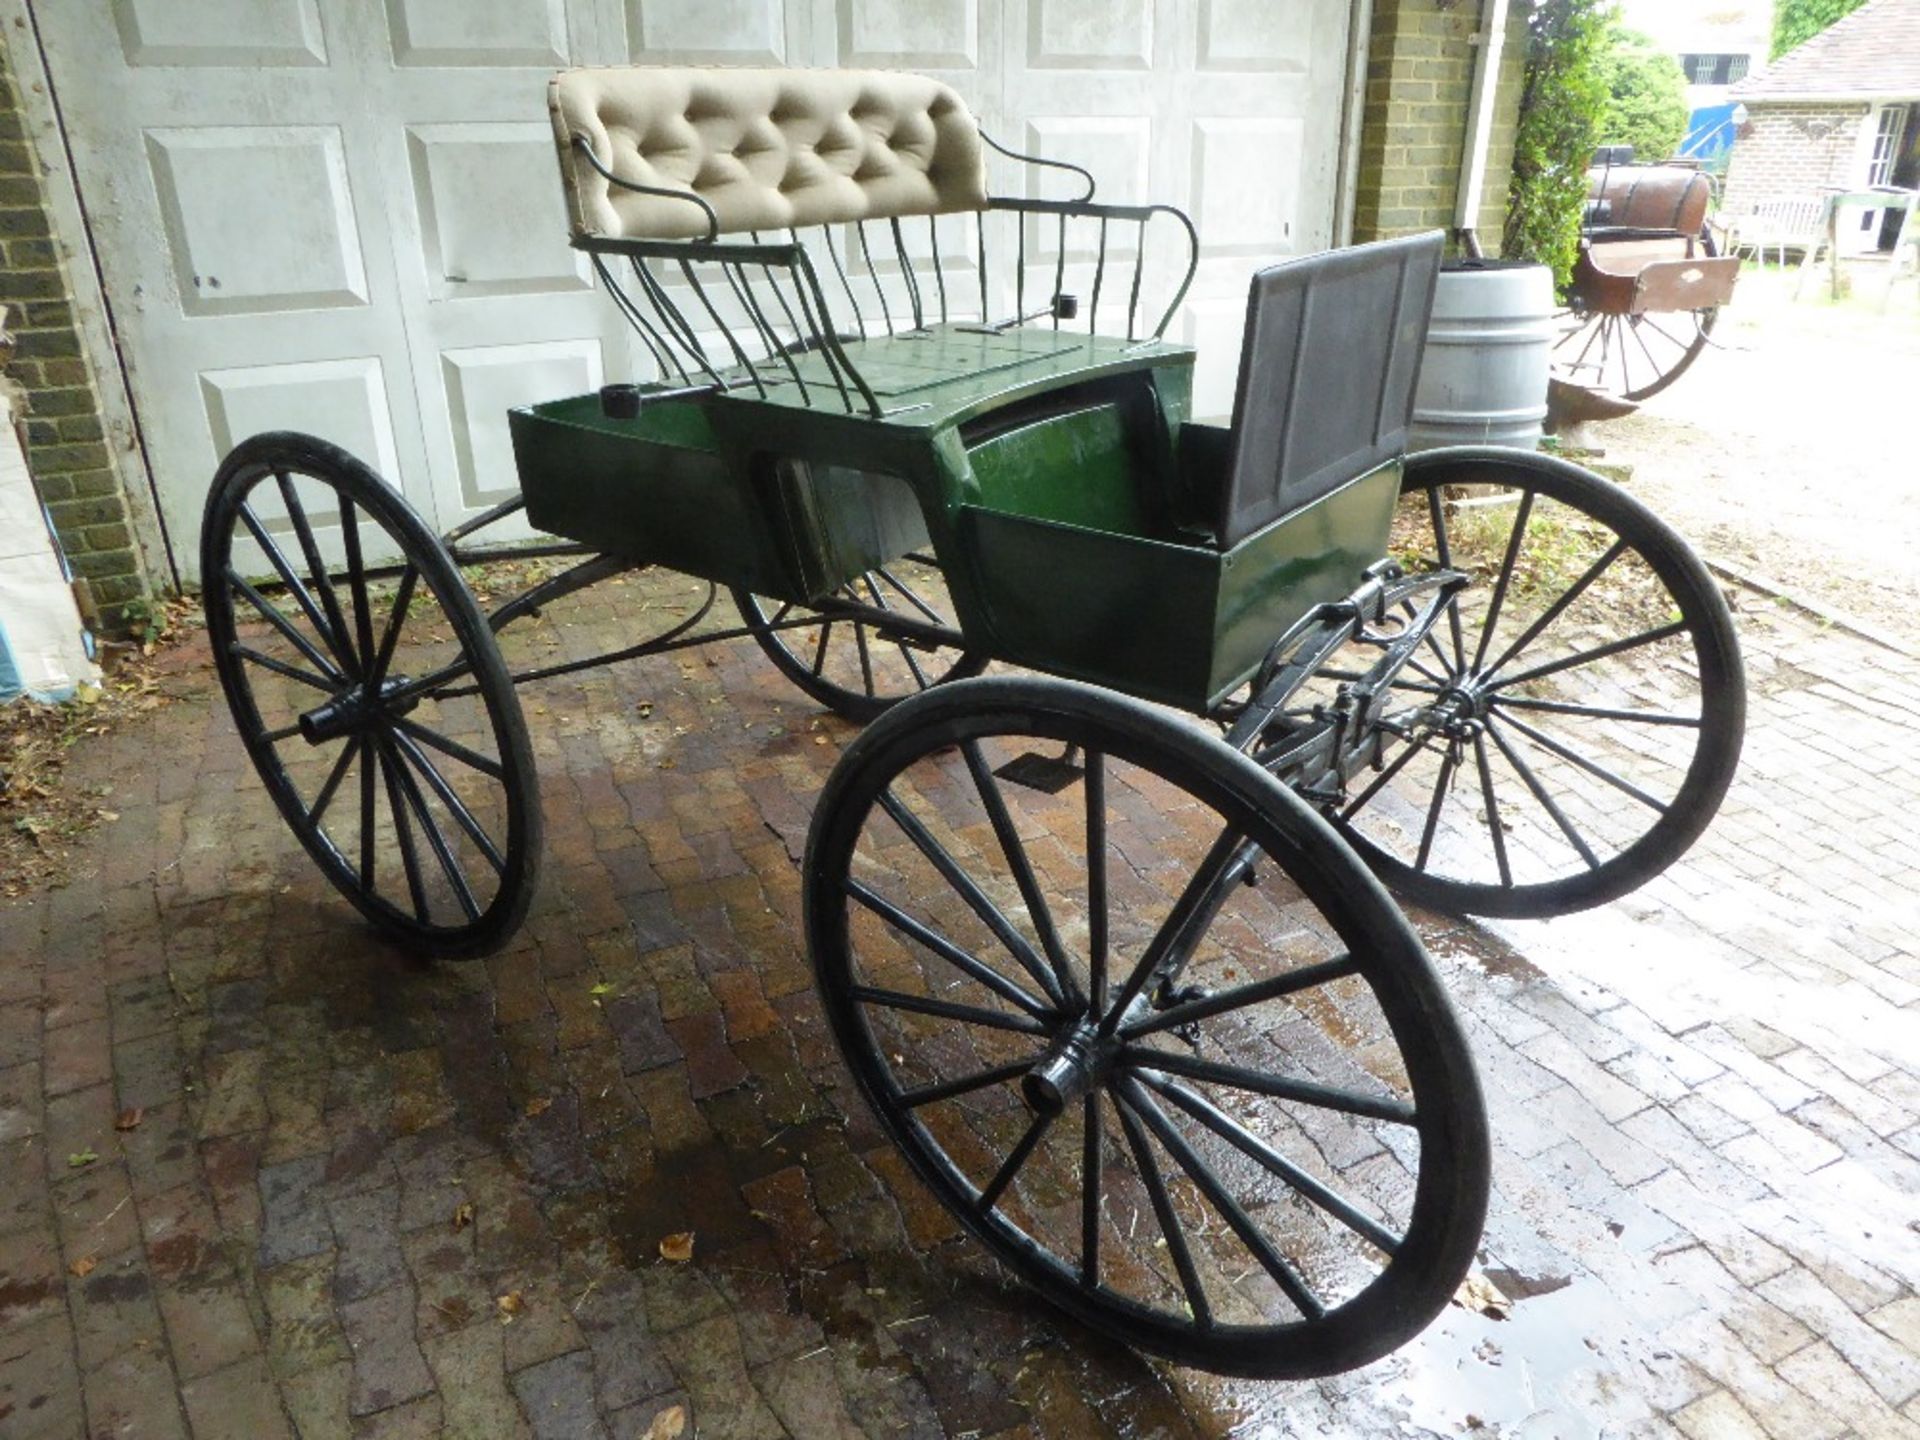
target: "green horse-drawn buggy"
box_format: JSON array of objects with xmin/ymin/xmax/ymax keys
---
[{"xmin": 200, "ymin": 67, "xmax": 1745, "ymax": 1379}]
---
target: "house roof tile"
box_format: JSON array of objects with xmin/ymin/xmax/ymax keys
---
[{"xmin": 1732, "ymin": 0, "xmax": 1920, "ymax": 100}]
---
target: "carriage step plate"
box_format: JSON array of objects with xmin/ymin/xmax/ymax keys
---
[{"xmin": 995, "ymin": 751, "xmax": 1084, "ymax": 794}]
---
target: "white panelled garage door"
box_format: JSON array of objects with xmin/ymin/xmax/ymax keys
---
[{"xmin": 36, "ymin": 0, "xmax": 1355, "ymax": 582}]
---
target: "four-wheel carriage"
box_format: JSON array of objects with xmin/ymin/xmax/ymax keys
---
[
  {"xmin": 1553, "ymin": 160, "xmax": 1744, "ymax": 400},
  {"xmin": 200, "ymin": 66, "xmax": 1746, "ymax": 1380}
]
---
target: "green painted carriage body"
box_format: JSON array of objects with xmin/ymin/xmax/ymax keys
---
[{"xmin": 509, "ymin": 326, "xmax": 1400, "ymax": 714}]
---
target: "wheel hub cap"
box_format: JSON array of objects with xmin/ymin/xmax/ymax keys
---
[
  {"xmin": 297, "ymin": 674, "xmax": 418, "ymax": 745},
  {"xmin": 1023, "ymin": 1014, "xmax": 1118, "ymax": 1115}
]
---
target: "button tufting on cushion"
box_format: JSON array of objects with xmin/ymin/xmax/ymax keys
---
[{"xmin": 549, "ymin": 66, "xmax": 989, "ymax": 241}]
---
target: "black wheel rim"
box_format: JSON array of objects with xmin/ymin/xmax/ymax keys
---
[
  {"xmin": 806, "ymin": 678, "xmax": 1489, "ymax": 1378},
  {"xmin": 201, "ymin": 434, "xmax": 538, "ymax": 957},
  {"xmin": 734, "ymin": 552, "xmax": 984, "ymax": 722},
  {"xmin": 1328, "ymin": 450, "xmax": 1744, "ymax": 919}
]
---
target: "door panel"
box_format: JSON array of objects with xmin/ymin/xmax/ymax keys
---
[{"xmin": 38, "ymin": 0, "xmax": 1352, "ymax": 579}]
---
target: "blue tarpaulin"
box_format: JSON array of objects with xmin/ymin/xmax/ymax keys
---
[{"xmin": 1681, "ymin": 103, "xmax": 1740, "ymax": 169}]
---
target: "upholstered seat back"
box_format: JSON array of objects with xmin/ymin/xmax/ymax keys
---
[{"xmin": 549, "ymin": 67, "xmax": 990, "ymax": 242}]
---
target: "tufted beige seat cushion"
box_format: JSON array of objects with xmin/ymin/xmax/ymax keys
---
[{"xmin": 549, "ymin": 67, "xmax": 990, "ymax": 242}]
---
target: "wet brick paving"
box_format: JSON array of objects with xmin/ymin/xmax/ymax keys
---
[{"xmin": 2, "ymin": 572, "xmax": 1918, "ymax": 1439}]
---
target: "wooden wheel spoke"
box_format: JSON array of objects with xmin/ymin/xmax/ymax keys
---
[
  {"xmin": 1472, "ymin": 734, "xmax": 1514, "ymax": 889},
  {"xmin": 1494, "ymin": 695, "xmax": 1700, "ymax": 728},
  {"xmin": 308, "ymin": 736, "xmax": 361, "ymax": 828},
  {"xmin": 849, "ymin": 601, "xmax": 876, "ymax": 696},
  {"xmin": 1484, "ymin": 715, "xmax": 1600, "ymax": 870},
  {"xmin": 1112, "ymin": 1091, "xmax": 1214, "ymax": 1330},
  {"xmin": 1121, "ymin": 1044, "xmax": 1413, "ymax": 1126},
  {"xmin": 376, "ymin": 740, "xmax": 431, "ymax": 922},
  {"xmin": 380, "ymin": 734, "xmax": 479, "ymax": 922},
  {"xmin": 958, "ymin": 740, "xmax": 1079, "ymax": 1003},
  {"xmin": 384, "ymin": 654, "xmax": 475, "ymax": 708},
  {"xmin": 1492, "ymin": 710, "xmax": 1668, "ymax": 814},
  {"xmin": 1081, "ymin": 1093, "xmax": 1102, "ymax": 1288},
  {"xmin": 274, "ymin": 471, "xmax": 359, "ymax": 676},
  {"xmin": 1086, "ymin": 751, "xmax": 1108, "ymax": 1016},
  {"xmin": 1470, "ymin": 490, "xmax": 1535, "ymax": 673},
  {"xmin": 390, "ymin": 716, "xmax": 505, "ymax": 782},
  {"xmin": 227, "ymin": 569, "xmax": 344, "ymax": 684},
  {"xmin": 1481, "ymin": 535, "xmax": 1630, "ymax": 679},
  {"xmin": 976, "ymin": 1108, "xmax": 1055, "ymax": 1215},
  {"xmin": 862, "ymin": 575, "xmax": 930, "ymax": 688},
  {"xmin": 1427, "ymin": 487, "xmax": 1468, "ymax": 669},
  {"xmin": 875, "ymin": 788, "xmax": 1066, "ymax": 1007},
  {"xmin": 1120, "ymin": 954, "xmax": 1361, "ymax": 1040},
  {"xmin": 359, "ymin": 740, "xmax": 377, "ymax": 890},
  {"xmin": 846, "ymin": 879, "xmax": 1052, "ymax": 1018},
  {"xmin": 237, "ymin": 503, "xmax": 352, "ymax": 675},
  {"xmin": 1414, "ymin": 746, "xmax": 1458, "ymax": 872},
  {"xmin": 1493, "ymin": 620, "xmax": 1693, "ymax": 694},
  {"xmin": 848, "ymin": 983, "xmax": 1050, "ymax": 1035},
  {"xmin": 1102, "ymin": 827, "xmax": 1247, "ymax": 1033},
  {"xmin": 1137, "ymin": 1071, "xmax": 1402, "ymax": 1259},
  {"xmin": 390, "ymin": 728, "xmax": 507, "ymax": 876},
  {"xmin": 899, "ymin": 1056, "xmax": 1038, "ymax": 1109},
  {"xmin": 337, "ymin": 497, "xmax": 380, "ymax": 671},
  {"xmin": 811, "ymin": 621, "xmax": 833, "ymax": 677},
  {"xmin": 367, "ymin": 565, "xmax": 418, "ymax": 689},
  {"xmin": 230, "ymin": 643, "xmax": 335, "ymax": 693},
  {"xmin": 1339, "ymin": 736, "xmax": 1432, "ymax": 822},
  {"xmin": 1119, "ymin": 1077, "xmax": 1326, "ymax": 1320},
  {"xmin": 875, "ymin": 565, "xmax": 945, "ymax": 623}
]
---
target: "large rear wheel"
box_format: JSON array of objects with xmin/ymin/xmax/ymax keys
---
[{"xmin": 806, "ymin": 677, "xmax": 1489, "ymax": 1378}]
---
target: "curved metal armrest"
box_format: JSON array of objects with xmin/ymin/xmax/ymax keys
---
[
  {"xmin": 572, "ymin": 135, "xmax": 722, "ymax": 243},
  {"xmin": 984, "ymin": 196, "xmax": 1200, "ymax": 341},
  {"xmin": 979, "ymin": 129, "xmax": 1097, "ymax": 203}
]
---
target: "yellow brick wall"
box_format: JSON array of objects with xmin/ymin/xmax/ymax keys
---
[{"xmin": 1354, "ymin": 0, "xmax": 1532, "ymax": 248}]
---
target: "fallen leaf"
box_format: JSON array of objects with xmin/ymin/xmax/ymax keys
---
[
  {"xmin": 523, "ymin": 1096, "xmax": 552, "ymax": 1118},
  {"xmin": 659, "ymin": 1232, "xmax": 695, "ymax": 1264},
  {"xmin": 452, "ymin": 1203, "xmax": 475, "ymax": 1231},
  {"xmin": 114, "ymin": 1107, "xmax": 144, "ymax": 1131},
  {"xmin": 588, "ymin": 982, "xmax": 613, "ymax": 997},
  {"xmin": 495, "ymin": 1290, "xmax": 524, "ymax": 1322},
  {"xmin": 1453, "ymin": 1271, "xmax": 1511, "ymax": 1320},
  {"xmin": 637, "ymin": 701, "xmax": 654, "ymax": 717},
  {"xmin": 67, "ymin": 1149, "xmax": 98, "ymax": 1168},
  {"xmin": 812, "ymin": 735, "xmax": 828, "ymax": 746},
  {"xmin": 642, "ymin": 1404, "xmax": 688, "ymax": 1440},
  {"xmin": 69, "ymin": 1255, "xmax": 97, "ymax": 1278}
]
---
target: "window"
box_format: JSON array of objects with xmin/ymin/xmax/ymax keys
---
[
  {"xmin": 1680, "ymin": 53, "xmax": 1751, "ymax": 86},
  {"xmin": 1866, "ymin": 104, "xmax": 1908, "ymax": 187}
]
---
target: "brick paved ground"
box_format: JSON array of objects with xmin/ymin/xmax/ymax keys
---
[{"xmin": 2, "ymin": 571, "xmax": 1917, "ymax": 1439}]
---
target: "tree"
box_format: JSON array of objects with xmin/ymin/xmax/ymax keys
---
[
  {"xmin": 1598, "ymin": 26, "xmax": 1690, "ymax": 162},
  {"xmin": 1503, "ymin": 0, "xmax": 1613, "ymax": 291},
  {"xmin": 1771, "ymin": 0, "xmax": 1870, "ymax": 60}
]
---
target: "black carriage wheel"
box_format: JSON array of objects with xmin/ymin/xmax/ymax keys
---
[
  {"xmin": 201, "ymin": 431, "xmax": 540, "ymax": 958},
  {"xmin": 732, "ymin": 554, "xmax": 985, "ymax": 722},
  {"xmin": 1551, "ymin": 236, "xmax": 1721, "ymax": 402},
  {"xmin": 1551, "ymin": 306, "xmax": 1716, "ymax": 402},
  {"xmin": 1331, "ymin": 447, "xmax": 1743, "ymax": 920},
  {"xmin": 805, "ymin": 676, "xmax": 1489, "ymax": 1378}
]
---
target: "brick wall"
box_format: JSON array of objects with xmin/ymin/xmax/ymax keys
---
[
  {"xmin": 1354, "ymin": 0, "xmax": 1532, "ymax": 247},
  {"xmin": 0, "ymin": 32, "xmax": 148, "ymax": 631},
  {"xmin": 1721, "ymin": 101, "xmax": 1869, "ymax": 215}
]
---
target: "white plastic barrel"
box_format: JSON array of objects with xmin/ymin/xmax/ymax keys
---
[{"xmin": 1406, "ymin": 258, "xmax": 1554, "ymax": 451}]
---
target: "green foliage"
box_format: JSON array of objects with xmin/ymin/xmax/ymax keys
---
[
  {"xmin": 1771, "ymin": 0, "xmax": 1870, "ymax": 60},
  {"xmin": 1503, "ymin": 0, "xmax": 1613, "ymax": 291},
  {"xmin": 1598, "ymin": 27, "xmax": 1690, "ymax": 162}
]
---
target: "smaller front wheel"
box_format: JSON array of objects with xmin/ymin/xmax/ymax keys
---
[
  {"xmin": 806, "ymin": 677, "xmax": 1489, "ymax": 1378},
  {"xmin": 202, "ymin": 432, "xmax": 540, "ymax": 957}
]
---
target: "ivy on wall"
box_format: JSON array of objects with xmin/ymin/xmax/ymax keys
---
[
  {"xmin": 1771, "ymin": 0, "xmax": 1871, "ymax": 60},
  {"xmin": 1502, "ymin": 0, "xmax": 1612, "ymax": 290}
]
